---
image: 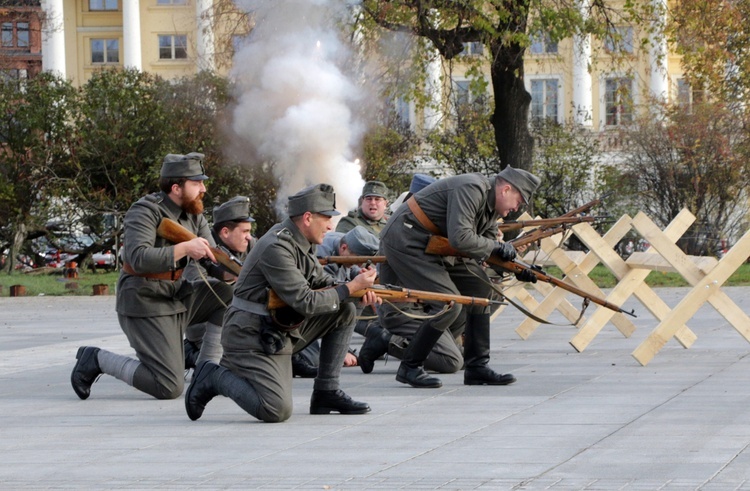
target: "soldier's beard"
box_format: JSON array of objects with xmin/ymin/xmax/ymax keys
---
[{"xmin": 182, "ymin": 193, "xmax": 205, "ymax": 215}]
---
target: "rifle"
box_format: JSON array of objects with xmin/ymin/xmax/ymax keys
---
[
  {"xmin": 424, "ymin": 235, "xmax": 636, "ymax": 318},
  {"xmin": 317, "ymin": 256, "xmax": 386, "ymax": 266},
  {"xmin": 508, "ymin": 193, "xmax": 613, "ymax": 248},
  {"xmin": 267, "ymin": 283, "xmax": 504, "ymax": 311},
  {"xmin": 156, "ymin": 218, "xmax": 242, "ymax": 276},
  {"xmin": 499, "ymin": 216, "xmax": 597, "ymax": 232}
]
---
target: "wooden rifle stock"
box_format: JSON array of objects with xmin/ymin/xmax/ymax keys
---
[
  {"xmin": 424, "ymin": 235, "xmax": 635, "ymax": 317},
  {"xmin": 317, "ymin": 256, "xmax": 386, "ymax": 266},
  {"xmin": 156, "ymin": 218, "xmax": 242, "ymax": 276},
  {"xmin": 499, "ymin": 216, "xmax": 596, "ymax": 232},
  {"xmin": 266, "ymin": 284, "xmax": 502, "ymax": 311}
]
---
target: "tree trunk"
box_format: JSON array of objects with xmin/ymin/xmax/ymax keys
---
[
  {"xmin": 4, "ymin": 222, "xmax": 27, "ymax": 274},
  {"xmin": 489, "ymin": 4, "xmax": 533, "ymax": 172}
]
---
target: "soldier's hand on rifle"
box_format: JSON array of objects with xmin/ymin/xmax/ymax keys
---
[
  {"xmin": 175, "ymin": 237, "xmax": 216, "ymax": 263},
  {"xmin": 346, "ymin": 267, "xmax": 382, "ymax": 307},
  {"xmin": 515, "ymin": 268, "xmax": 538, "ymax": 283},
  {"xmin": 494, "ymin": 241, "xmax": 517, "ymax": 261}
]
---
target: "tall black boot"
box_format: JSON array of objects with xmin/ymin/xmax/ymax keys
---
[
  {"xmin": 359, "ymin": 324, "xmax": 392, "ymax": 374},
  {"xmin": 463, "ymin": 313, "xmax": 516, "ymax": 386},
  {"xmin": 396, "ymin": 321, "xmax": 444, "ymax": 388}
]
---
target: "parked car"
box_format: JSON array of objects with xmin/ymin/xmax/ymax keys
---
[{"xmin": 92, "ymin": 250, "xmax": 117, "ymax": 272}]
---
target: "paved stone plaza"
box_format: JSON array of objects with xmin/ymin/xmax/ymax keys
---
[{"xmin": 2, "ymin": 288, "xmax": 750, "ymax": 489}]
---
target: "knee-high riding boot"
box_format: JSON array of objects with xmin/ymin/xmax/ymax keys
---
[
  {"xmin": 463, "ymin": 313, "xmax": 516, "ymax": 386},
  {"xmin": 396, "ymin": 320, "xmax": 443, "ymax": 388}
]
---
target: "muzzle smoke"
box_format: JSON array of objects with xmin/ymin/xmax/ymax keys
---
[{"xmin": 231, "ymin": 0, "xmax": 365, "ymax": 217}]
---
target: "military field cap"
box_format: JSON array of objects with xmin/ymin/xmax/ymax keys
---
[
  {"xmin": 287, "ymin": 183, "xmax": 341, "ymax": 217},
  {"xmin": 343, "ymin": 226, "xmax": 380, "ymax": 256},
  {"xmin": 160, "ymin": 152, "xmax": 209, "ymax": 181},
  {"xmin": 409, "ymin": 174, "xmax": 436, "ymax": 194},
  {"xmin": 496, "ymin": 166, "xmax": 541, "ymax": 204},
  {"xmin": 361, "ymin": 180, "xmax": 388, "ymax": 198},
  {"xmin": 213, "ymin": 196, "xmax": 255, "ymax": 224}
]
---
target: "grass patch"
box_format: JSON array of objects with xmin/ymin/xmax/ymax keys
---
[
  {"xmin": 2, "ymin": 262, "xmax": 750, "ymax": 297},
  {"xmin": 0, "ymin": 269, "xmax": 119, "ymax": 297}
]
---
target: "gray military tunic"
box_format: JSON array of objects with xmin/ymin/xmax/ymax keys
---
[
  {"xmin": 221, "ymin": 218, "xmax": 355, "ymax": 422},
  {"xmin": 378, "ymin": 173, "xmax": 499, "ymax": 333},
  {"xmin": 335, "ymin": 209, "xmax": 388, "ymax": 236},
  {"xmin": 116, "ymin": 191, "xmax": 227, "ymax": 399}
]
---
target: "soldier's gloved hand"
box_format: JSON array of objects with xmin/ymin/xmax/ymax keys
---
[
  {"xmin": 494, "ymin": 242, "xmax": 517, "ymax": 261},
  {"xmin": 515, "ymin": 268, "xmax": 537, "ymax": 283}
]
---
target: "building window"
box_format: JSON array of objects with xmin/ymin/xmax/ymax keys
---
[
  {"xmin": 395, "ymin": 96, "xmax": 411, "ymax": 126},
  {"xmin": 0, "ymin": 69, "xmax": 27, "ymax": 81},
  {"xmin": 676, "ymin": 79, "xmax": 704, "ymax": 113},
  {"xmin": 91, "ymin": 39, "xmax": 119, "ymax": 64},
  {"xmin": 530, "ymin": 79, "xmax": 560, "ymax": 122},
  {"xmin": 460, "ymin": 42, "xmax": 484, "ymax": 56},
  {"xmin": 1, "ymin": 23, "xmax": 12, "ymax": 47},
  {"xmin": 90, "ymin": 0, "xmax": 118, "ymax": 10},
  {"xmin": 605, "ymin": 27, "xmax": 634, "ymax": 54},
  {"xmin": 604, "ymin": 77, "xmax": 633, "ymax": 126},
  {"xmin": 159, "ymin": 35, "xmax": 188, "ymax": 60},
  {"xmin": 16, "ymin": 22, "xmax": 29, "ymax": 48},
  {"xmin": 529, "ymin": 34, "xmax": 558, "ymax": 55},
  {"xmin": 157, "ymin": 0, "xmax": 187, "ymax": 4}
]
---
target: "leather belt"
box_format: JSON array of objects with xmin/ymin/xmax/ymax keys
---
[
  {"xmin": 122, "ymin": 263, "xmax": 183, "ymax": 281},
  {"xmin": 231, "ymin": 296, "xmax": 270, "ymax": 316},
  {"xmin": 406, "ymin": 196, "xmax": 441, "ymax": 235}
]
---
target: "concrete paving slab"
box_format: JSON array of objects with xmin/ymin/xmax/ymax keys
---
[{"xmin": 2, "ymin": 287, "xmax": 750, "ymax": 489}]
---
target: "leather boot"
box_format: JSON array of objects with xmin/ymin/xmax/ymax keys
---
[
  {"xmin": 310, "ymin": 389, "xmax": 371, "ymax": 415},
  {"xmin": 184, "ymin": 338, "xmax": 200, "ymax": 370},
  {"xmin": 395, "ymin": 321, "xmax": 443, "ymax": 388},
  {"xmin": 359, "ymin": 325, "xmax": 392, "ymax": 374},
  {"xmin": 185, "ymin": 360, "xmax": 221, "ymax": 421},
  {"xmin": 463, "ymin": 313, "xmax": 516, "ymax": 386},
  {"xmin": 71, "ymin": 346, "xmax": 102, "ymax": 400},
  {"xmin": 292, "ymin": 353, "xmax": 318, "ymax": 378}
]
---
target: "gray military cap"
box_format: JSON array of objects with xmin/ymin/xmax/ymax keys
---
[
  {"xmin": 160, "ymin": 152, "xmax": 209, "ymax": 181},
  {"xmin": 496, "ymin": 166, "xmax": 541, "ymax": 204},
  {"xmin": 343, "ymin": 226, "xmax": 379, "ymax": 256},
  {"xmin": 361, "ymin": 180, "xmax": 388, "ymax": 198},
  {"xmin": 409, "ymin": 174, "xmax": 436, "ymax": 194},
  {"xmin": 213, "ymin": 196, "xmax": 255, "ymax": 224},
  {"xmin": 287, "ymin": 183, "xmax": 341, "ymax": 217}
]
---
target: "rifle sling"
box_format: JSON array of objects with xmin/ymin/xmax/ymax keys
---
[
  {"xmin": 406, "ymin": 197, "xmax": 441, "ymax": 235},
  {"xmin": 496, "ymin": 287, "xmax": 588, "ymax": 327}
]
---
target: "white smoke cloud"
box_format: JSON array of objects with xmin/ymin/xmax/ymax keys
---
[{"xmin": 231, "ymin": 0, "xmax": 365, "ymax": 217}]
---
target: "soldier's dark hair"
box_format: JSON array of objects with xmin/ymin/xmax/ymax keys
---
[
  {"xmin": 213, "ymin": 220, "xmax": 241, "ymax": 234},
  {"xmin": 159, "ymin": 177, "xmax": 187, "ymax": 194}
]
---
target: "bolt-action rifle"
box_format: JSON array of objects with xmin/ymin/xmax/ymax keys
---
[
  {"xmin": 424, "ymin": 235, "xmax": 636, "ymax": 318},
  {"xmin": 266, "ymin": 283, "xmax": 504, "ymax": 311},
  {"xmin": 317, "ymin": 256, "xmax": 386, "ymax": 266},
  {"xmin": 508, "ymin": 193, "xmax": 613, "ymax": 249},
  {"xmin": 157, "ymin": 218, "xmax": 242, "ymax": 276}
]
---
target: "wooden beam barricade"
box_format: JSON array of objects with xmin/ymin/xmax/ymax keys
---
[
  {"xmin": 489, "ymin": 207, "xmax": 750, "ymax": 366},
  {"xmin": 630, "ymin": 215, "xmax": 750, "ymax": 366},
  {"xmin": 569, "ymin": 210, "xmax": 698, "ymax": 352}
]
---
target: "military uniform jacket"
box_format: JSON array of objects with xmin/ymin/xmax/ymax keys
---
[
  {"xmin": 116, "ymin": 191, "xmax": 215, "ymax": 317},
  {"xmin": 336, "ymin": 209, "xmax": 388, "ymax": 236},
  {"xmin": 233, "ymin": 218, "xmax": 342, "ymax": 317},
  {"xmin": 380, "ymin": 173, "xmax": 499, "ymax": 262}
]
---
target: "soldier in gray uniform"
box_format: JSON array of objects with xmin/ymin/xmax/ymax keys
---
[
  {"xmin": 183, "ymin": 196, "xmax": 255, "ymax": 369},
  {"xmin": 291, "ymin": 225, "xmax": 381, "ymax": 373},
  {"xmin": 70, "ymin": 153, "xmax": 229, "ymax": 400},
  {"xmin": 336, "ymin": 180, "xmax": 389, "ymax": 235},
  {"xmin": 184, "ymin": 184, "xmax": 379, "ymax": 423},
  {"xmin": 377, "ymin": 166, "xmax": 541, "ymax": 389}
]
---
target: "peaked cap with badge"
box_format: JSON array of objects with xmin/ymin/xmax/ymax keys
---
[
  {"xmin": 213, "ymin": 196, "xmax": 255, "ymax": 224},
  {"xmin": 287, "ymin": 183, "xmax": 340, "ymax": 217},
  {"xmin": 160, "ymin": 152, "xmax": 209, "ymax": 181}
]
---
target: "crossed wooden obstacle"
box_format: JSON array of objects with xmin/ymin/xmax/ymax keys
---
[{"xmin": 495, "ymin": 209, "xmax": 750, "ymax": 365}]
